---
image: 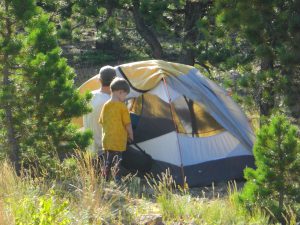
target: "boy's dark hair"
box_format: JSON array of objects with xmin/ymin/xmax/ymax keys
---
[
  {"xmin": 99, "ymin": 65, "xmax": 116, "ymax": 86},
  {"xmin": 110, "ymin": 78, "xmax": 130, "ymax": 93}
]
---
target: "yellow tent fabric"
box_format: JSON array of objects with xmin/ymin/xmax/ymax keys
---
[
  {"xmin": 77, "ymin": 60, "xmax": 194, "ymax": 95},
  {"xmin": 78, "ymin": 75, "xmax": 101, "ymax": 93},
  {"xmin": 119, "ymin": 60, "xmax": 193, "ymax": 91},
  {"xmin": 71, "ymin": 75, "xmax": 101, "ymax": 127}
]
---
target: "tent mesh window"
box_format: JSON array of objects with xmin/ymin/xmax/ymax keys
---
[
  {"xmin": 128, "ymin": 93, "xmax": 224, "ymax": 140},
  {"xmin": 171, "ymin": 96, "xmax": 224, "ymax": 137},
  {"xmin": 129, "ymin": 93, "xmax": 176, "ymax": 142}
]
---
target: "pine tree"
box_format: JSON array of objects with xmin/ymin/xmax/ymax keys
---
[
  {"xmin": 0, "ymin": 1, "xmax": 92, "ymax": 173},
  {"xmin": 240, "ymin": 114, "xmax": 300, "ymax": 223},
  {"xmin": 0, "ymin": 0, "xmax": 36, "ymax": 170},
  {"xmin": 215, "ymin": 0, "xmax": 300, "ymax": 120}
]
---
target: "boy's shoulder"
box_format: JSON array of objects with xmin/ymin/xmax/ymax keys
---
[{"xmin": 104, "ymin": 101, "xmax": 127, "ymax": 109}]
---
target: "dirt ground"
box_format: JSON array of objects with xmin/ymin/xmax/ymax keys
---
[{"xmin": 188, "ymin": 180, "xmax": 245, "ymax": 199}]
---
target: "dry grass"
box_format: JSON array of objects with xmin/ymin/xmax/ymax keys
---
[{"xmin": 0, "ymin": 153, "xmax": 277, "ymax": 225}]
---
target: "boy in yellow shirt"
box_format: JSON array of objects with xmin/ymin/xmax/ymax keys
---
[{"xmin": 99, "ymin": 78, "xmax": 133, "ymax": 182}]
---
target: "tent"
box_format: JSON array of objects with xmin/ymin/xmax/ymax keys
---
[{"xmin": 74, "ymin": 60, "xmax": 255, "ymax": 187}]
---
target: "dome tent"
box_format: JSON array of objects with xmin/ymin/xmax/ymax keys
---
[{"xmin": 75, "ymin": 60, "xmax": 255, "ymax": 187}]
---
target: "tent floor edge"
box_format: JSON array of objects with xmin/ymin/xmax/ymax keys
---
[{"xmin": 149, "ymin": 155, "xmax": 255, "ymax": 187}]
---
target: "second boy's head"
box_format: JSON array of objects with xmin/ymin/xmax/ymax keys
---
[
  {"xmin": 110, "ymin": 78, "xmax": 130, "ymax": 102},
  {"xmin": 99, "ymin": 65, "xmax": 116, "ymax": 87}
]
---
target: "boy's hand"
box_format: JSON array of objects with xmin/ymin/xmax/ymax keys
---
[
  {"xmin": 126, "ymin": 123, "xmax": 134, "ymax": 143},
  {"xmin": 128, "ymin": 135, "xmax": 134, "ymax": 143}
]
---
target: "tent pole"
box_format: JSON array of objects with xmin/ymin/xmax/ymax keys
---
[{"xmin": 162, "ymin": 77, "xmax": 186, "ymax": 187}]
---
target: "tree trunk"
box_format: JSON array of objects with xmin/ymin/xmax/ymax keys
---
[
  {"xmin": 2, "ymin": 1, "xmax": 20, "ymax": 172},
  {"xmin": 278, "ymin": 136, "xmax": 284, "ymax": 224},
  {"xmin": 131, "ymin": 0, "xmax": 164, "ymax": 59},
  {"xmin": 259, "ymin": 57, "xmax": 275, "ymax": 117},
  {"xmin": 3, "ymin": 68, "xmax": 20, "ymax": 171},
  {"xmin": 180, "ymin": 0, "xmax": 211, "ymax": 65}
]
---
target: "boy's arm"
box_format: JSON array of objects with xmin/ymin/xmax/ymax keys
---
[
  {"xmin": 126, "ymin": 123, "xmax": 134, "ymax": 142},
  {"xmin": 99, "ymin": 108, "xmax": 103, "ymax": 125}
]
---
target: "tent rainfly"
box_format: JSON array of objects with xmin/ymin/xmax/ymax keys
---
[{"xmin": 74, "ymin": 60, "xmax": 255, "ymax": 187}]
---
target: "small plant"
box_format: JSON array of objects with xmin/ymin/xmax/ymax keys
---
[
  {"xmin": 240, "ymin": 113, "xmax": 300, "ymax": 223},
  {"xmin": 8, "ymin": 189, "xmax": 71, "ymax": 225}
]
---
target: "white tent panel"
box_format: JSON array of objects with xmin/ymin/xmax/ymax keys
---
[
  {"xmin": 178, "ymin": 131, "xmax": 251, "ymax": 166},
  {"xmin": 133, "ymin": 132, "xmax": 182, "ymax": 166},
  {"xmin": 148, "ymin": 81, "xmax": 181, "ymax": 103}
]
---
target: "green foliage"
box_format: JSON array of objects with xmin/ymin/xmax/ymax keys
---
[
  {"xmin": 13, "ymin": 191, "xmax": 71, "ymax": 225},
  {"xmin": 76, "ymin": 50, "xmax": 116, "ymax": 64},
  {"xmin": 240, "ymin": 113, "xmax": 300, "ymax": 223},
  {"xmin": 235, "ymin": 68, "xmax": 286, "ymax": 114},
  {"xmin": 57, "ymin": 20, "xmax": 73, "ymax": 41},
  {"xmin": 215, "ymin": 0, "xmax": 300, "ymax": 118},
  {"xmin": 20, "ymin": 14, "xmax": 92, "ymax": 171},
  {"xmin": 0, "ymin": 1, "xmax": 92, "ymax": 173},
  {"xmin": 139, "ymin": 1, "xmax": 170, "ymax": 31},
  {"xmin": 11, "ymin": 0, "xmax": 36, "ymax": 21}
]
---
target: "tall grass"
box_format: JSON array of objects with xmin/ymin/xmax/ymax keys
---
[
  {"xmin": 0, "ymin": 152, "xmax": 152, "ymax": 224},
  {"xmin": 146, "ymin": 170, "xmax": 271, "ymax": 225},
  {"xmin": 0, "ymin": 161, "xmax": 17, "ymax": 224},
  {"xmin": 56, "ymin": 150, "xmax": 135, "ymax": 224},
  {"xmin": 0, "ymin": 155, "xmax": 281, "ymax": 224}
]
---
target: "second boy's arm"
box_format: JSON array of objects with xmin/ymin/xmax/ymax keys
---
[{"xmin": 126, "ymin": 123, "xmax": 133, "ymax": 143}]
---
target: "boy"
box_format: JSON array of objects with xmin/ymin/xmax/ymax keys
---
[{"xmin": 99, "ymin": 77, "xmax": 133, "ymax": 182}]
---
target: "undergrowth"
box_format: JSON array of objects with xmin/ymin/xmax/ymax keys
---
[{"xmin": 0, "ymin": 152, "xmax": 290, "ymax": 225}]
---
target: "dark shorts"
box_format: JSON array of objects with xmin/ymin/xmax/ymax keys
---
[{"xmin": 104, "ymin": 150, "xmax": 123, "ymax": 167}]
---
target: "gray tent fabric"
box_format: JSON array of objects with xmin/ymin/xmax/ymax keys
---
[{"xmin": 166, "ymin": 69, "xmax": 255, "ymax": 152}]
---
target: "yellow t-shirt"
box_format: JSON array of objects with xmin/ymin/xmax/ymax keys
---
[{"xmin": 99, "ymin": 101, "xmax": 131, "ymax": 151}]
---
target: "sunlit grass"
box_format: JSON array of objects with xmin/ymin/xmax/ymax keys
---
[
  {"xmin": 145, "ymin": 170, "xmax": 271, "ymax": 225},
  {"xmin": 0, "ymin": 154, "xmax": 280, "ymax": 224}
]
